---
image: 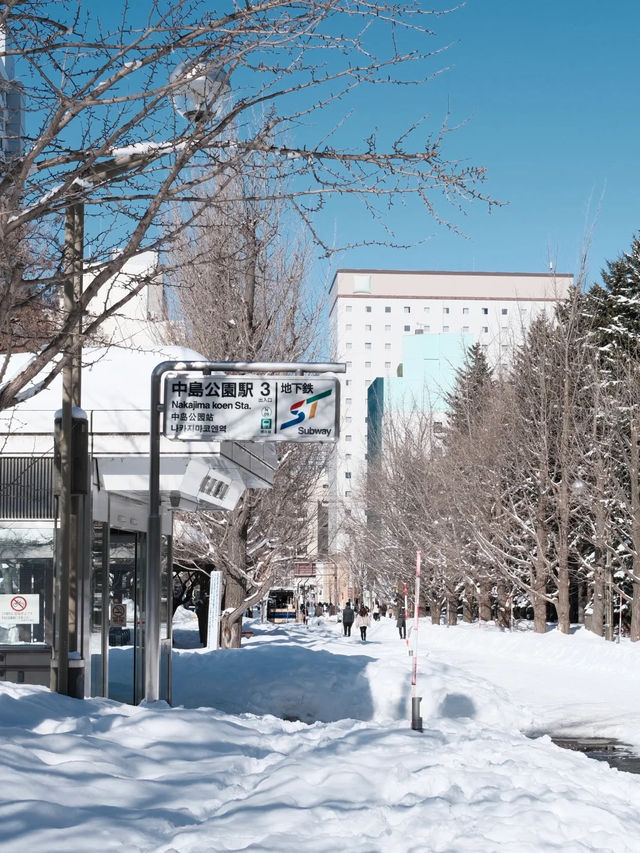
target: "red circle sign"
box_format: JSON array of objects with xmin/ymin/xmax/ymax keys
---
[{"xmin": 10, "ymin": 596, "xmax": 27, "ymax": 612}]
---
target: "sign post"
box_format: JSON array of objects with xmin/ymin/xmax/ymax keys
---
[
  {"xmin": 145, "ymin": 360, "xmax": 345, "ymax": 703},
  {"xmin": 206, "ymin": 571, "xmax": 223, "ymax": 650}
]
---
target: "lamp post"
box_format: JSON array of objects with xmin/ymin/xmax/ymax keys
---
[{"xmin": 54, "ymin": 64, "xmax": 230, "ymax": 698}]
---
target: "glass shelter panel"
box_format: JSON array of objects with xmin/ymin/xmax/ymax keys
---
[{"xmin": 0, "ymin": 527, "xmax": 53, "ymax": 646}]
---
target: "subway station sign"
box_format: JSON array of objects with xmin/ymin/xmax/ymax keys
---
[{"xmin": 163, "ymin": 373, "xmax": 340, "ymax": 442}]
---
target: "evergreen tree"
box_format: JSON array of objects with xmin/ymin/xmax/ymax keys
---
[
  {"xmin": 585, "ymin": 234, "xmax": 640, "ymax": 360},
  {"xmin": 445, "ymin": 342, "xmax": 494, "ymax": 437}
]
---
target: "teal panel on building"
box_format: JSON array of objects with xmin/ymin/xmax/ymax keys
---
[{"xmin": 367, "ymin": 332, "xmax": 473, "ymax": 461}]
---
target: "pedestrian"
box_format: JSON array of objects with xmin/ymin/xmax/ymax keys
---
[
  {"xmin": 342, "ymin": 601, "xmax": 354, "ymax": 637},
  {"xmin": 195, "ymin": 593, "xmax": 209, "ymax": 646},
  {"xmin": 396, "ymin": 609, "xmax": 406, "ymax": 639},
  {"xmin": 356, "ymin": 605, "xmax": 371, "ymax": 641},
  {"xmin": 372, "ymin": 601, "xmax": 380, "ymax": 621}
]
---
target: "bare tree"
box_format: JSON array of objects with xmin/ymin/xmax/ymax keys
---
[
  {"xmin": 0, "ymin": 0, "xmax": 495, "ymax": 409},
  {"xmin": 167, "ymin": 170, "xmax": 328, "ymax": 646}
]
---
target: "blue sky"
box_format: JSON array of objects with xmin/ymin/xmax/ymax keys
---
[
  {"xmin": 321, "ymin": 0, "xmax": 640, "ymax": 285},
  {"xmin": 21, "ymin": 1, "xmax": 638, "ymax": 289}
]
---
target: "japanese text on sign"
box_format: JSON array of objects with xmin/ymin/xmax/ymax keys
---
[{"xmin": 163, "ymin": 374, "xmax": 339, "ymax": 443}]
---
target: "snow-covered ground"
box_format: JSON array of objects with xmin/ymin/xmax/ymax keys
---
[{"xmin": 2, "ymin": 612, "xmax": 640, "ymax": 852}]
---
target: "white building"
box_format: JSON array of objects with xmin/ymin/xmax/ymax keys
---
[
  {"xmin": 0, "ymin": 253, "xmax": 276, "ymax": 702},
  {"xmin": 328, "ymin": 268, "xmax": 573, "ymax": 556}
]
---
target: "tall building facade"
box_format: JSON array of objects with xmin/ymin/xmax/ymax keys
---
[
  {"xmin": 328, "ymin": 268, "xmax": 573, "ymax": 556},
  {"xmin": 0, "ymin": 28, "xmax": 23, "ymax": 159}
]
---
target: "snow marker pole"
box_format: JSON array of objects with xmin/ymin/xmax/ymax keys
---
[{"xmin": 410, "ymin": 551, "xmax": 423, "ymax": 732}]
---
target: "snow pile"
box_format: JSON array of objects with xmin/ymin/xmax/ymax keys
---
[{"xmin": 1, "ymin": 613, "xmax": 640, "ymax": 851}]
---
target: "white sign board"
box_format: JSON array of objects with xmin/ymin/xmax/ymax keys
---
[
  {"xmin": 207, "ymin": 571, "xmax": 223, "ymax": 650},
  {"xmin": 110, "ymin": 602, "xmax": 127, "ymax": 627},
  {"xmin": 0, "ymin": 594, "xmax": 39, "ymax": 627},
  {"xmin": 163, "ymin": 374, "xmax": 339, "ymax": 442}
]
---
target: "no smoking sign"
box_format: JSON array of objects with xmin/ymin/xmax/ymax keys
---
[{"xmin": 111, "ymin": 603, "xmax": 127, "ymax": 627}]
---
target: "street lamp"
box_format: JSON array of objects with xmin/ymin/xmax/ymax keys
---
[{"xmin": 54, "ymin": 65, "xmax": 231, "ymax": 698}]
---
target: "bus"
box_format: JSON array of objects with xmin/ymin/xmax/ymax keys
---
[{"xmin": 267, "ymin": 588, "xmax": 296, "ymax": 623}]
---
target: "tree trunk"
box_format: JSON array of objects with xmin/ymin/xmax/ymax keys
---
[
  {"xmin": 462, "ymin": 583, "xmax": 474, "ymax": 623},
  {"xmin": 220, "ymin": 572, "xmax": 245, "ymax": 649},
  {"xmin": 631, "ymin": 420, "xmax": 640, "ymax": 641},
  {"xmin": 532, "ymin": 532, "xmax": 547, "ymax": 634},
  {"xmin": 430, "ymin": 594, "xmax": 440, "ymax": 625},
  {"xmin": 447, "ymin": 592, "xmax": 458, "ymax": 626},
  {"xmin": 495, "ymin": 580, "xmax": 509, "ymax": 629},
  {"xmin": 478, "ymin": 578, "xmax": 491, "ymax": 622}
]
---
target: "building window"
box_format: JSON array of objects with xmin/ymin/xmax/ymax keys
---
[
  {"xmin": 385, "ymin": 306, "xmax": 391, "ymax": 313},
  {"xmin": 346, "ymin": 361, "xmax": 352, "ymax": 369},
  {"xmin": 385, "ymin": 361, "xmax": 391, "ymax": 368},
  {"xmin": 443, "ymin": 306, "xmax": 450, "ymax": 314},
  {"xmin": 501, "ymin": 307, "xmax": 508, "ymax": 315},
  {"xmin": 384, "ymin": 343, "xmax": 391, "ymax": 350},
  {"xmin": 345, "ymin": 453, "xmax": 351, "ymax": 460},
  {"xmin": 462, "ymin": 307, "xmax": 469, "ymax": 315},
  {"xmin": 365, "ymin": 305, "xmax": 372, "ymax": 313},
  {"xmin": 481, "ymin": 344, "xmax": 488, "ymax": 353},
  {"xmin": 462, "ymin": 326, "xmax": 470, "ymax": 333},
  {"xmin": 365, "ymin": 361, "xmax": 371, "ymax": 368},
  {"xmin": 346, "ymin": 379, "xmax": 351, "ymax": 386},
  {"xmin": 345, "ymin": 416, "xmax": 352, "ymax": 424},
  {"xmin": 423, "ymin": 325, "xmax": 430, "ymax": 332},
  {"xmin": 443, "ymin": 325, "xmax": 450, "ymax": 332},
  {"xmin": 404, "ymin": 306, "xmax": 411, "ymax": 313},
  {"xmin": 365, "ymin": 324, "xmax": 372, "ymax": 332},
  {"xmin": 346, "ymin": 397, "xmax": 352, "ymax": 406},
  {"xmin": 404, "ymin": 325, "xmax": 411, "ymax": 332},
  {"xmin": 345, "ymin": 342, "xmax": 352, "ymax": 350},
  {"xmin": 482, "ymin": 307, "xmax": 488, "ymax": 315},
  {"xmin": 345, "ymin": 435, "xmax": 352, "ymax": 442},
  {"xmin": 423, "ymin": 306, "xmax": 430, "ymax": 313},
  {"xmin": 346, "ymin": 305, "xmax": 352, "ymax": 312},
  {"xmin": 345, "ymin": 472, "xmax": 351, "ymax": 479},
  {"xmin": 482, "ymin": 326, "xmax": 489, "ymax": 333},
  {"xmin": 365, "ymin": 342, "xmax": 372, "ymax": 350},
  {"xmin": 385, "ymin": 324, "xmax": 391, "ymax": 332},
  {"xmin": 346, "ymin": 323, "xmax": 352, "ymax": 331},
  {"xmin": 345, "ymin": 490, "xmax": 351, "ymax": 497}
]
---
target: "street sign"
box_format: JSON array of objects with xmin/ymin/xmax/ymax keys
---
[
  {"xmin": 0, "ymin": 594, "xmax": 39, "ymax": 627},
  {"xmin": 163, "ymin": 373, "xmax": 339, "ymax": 442}
]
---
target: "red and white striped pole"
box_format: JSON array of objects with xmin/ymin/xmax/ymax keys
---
[{"xmin": 410, "ymin": 551, "xmax": 423, "ymax": 732}]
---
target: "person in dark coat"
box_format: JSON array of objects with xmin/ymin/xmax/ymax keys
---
[
  {"xmin": 195, "ymin": 593, "xmax": 209, "ymax": 646},
  {"xmin": 342, "ymin": 602, "xmax": 355, "ymax": 636},
  {"xmin": 396, "ymin": 609, "xmax": 406, "ymax": 639}
]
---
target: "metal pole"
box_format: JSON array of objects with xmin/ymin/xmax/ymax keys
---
[
  {"xmin": 145, "ymin": 364, "xmax": 165, "ymax": 702},
  {"xmin": 55, "ymin": 203, "xmax": 83, "ymax": 695}
]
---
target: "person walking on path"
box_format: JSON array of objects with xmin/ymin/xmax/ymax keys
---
[
  {"xmin": 396, "ymin": 609, "xmax": 406, "ymax": 639},
  {"xmin": 342, "ymin": 602, "xmax": 354, "ymax": 637},
  {"xmin": 372, "ymin": 601, "xmax": 380, "ymax": 621},
  {"xmin": 356, "ymin": 605, "xmax": 371, "ymax": 641}
]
